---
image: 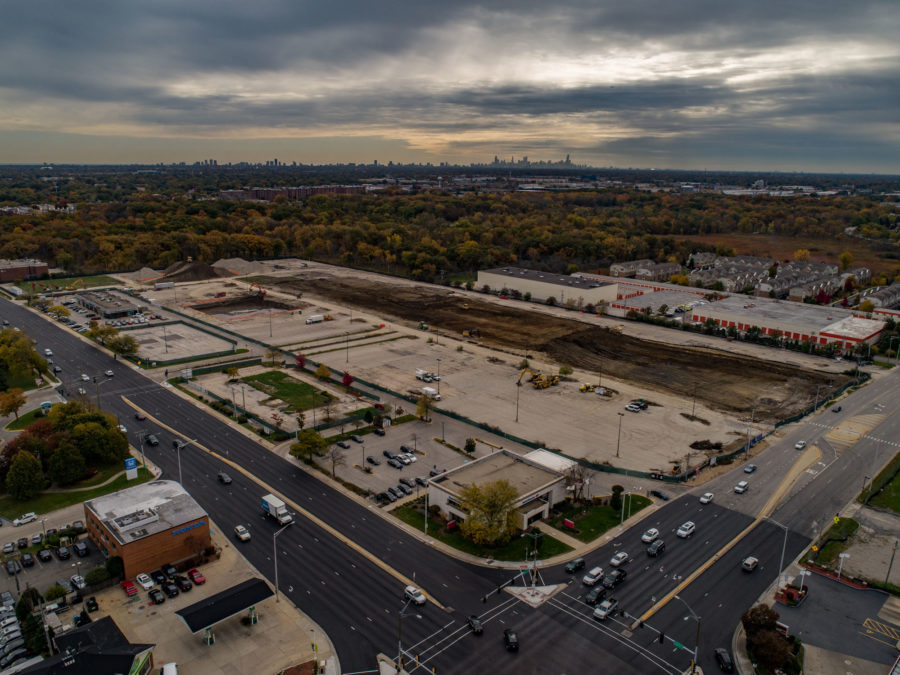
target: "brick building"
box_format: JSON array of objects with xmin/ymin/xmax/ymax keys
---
[
  {"xmin": 84, "ymin": 480, "xmax": 211, "ymax": 578},
  {"xmin": 0, "ymin": 258, "xmax": 48, "ymax": 282}
]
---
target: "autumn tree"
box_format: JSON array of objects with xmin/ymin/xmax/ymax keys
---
[
  {"xmin": 225, "ymin": 367, "xmax": 240, "ymax": 381},
  {"xmin": 289, "ymin": 429, "xmax": 329, "ymax": 462},
  {"xmin": 558, "ymin": 364, "xmax": 573, "ymax": 376},
  {"xmin": 6, "ymin": 451, "xmax": 45, "ymax": 500},
  {"xmin": 839, "ymin": 250, "xmax": 854, "ymax": 270},
  {"xmin": 295, "ymin": 353, "xmax": 307, "ymax": 370},
  {"xmin": 314, "ymin": 364, "xmax": 331, "ymax": 380},
  {"xmin": 326, "ymin": 445, "xmax": 346, "ymax": 478},
  {"xmin": 0, "ymin": 388, "xmax": 27, "ymax": 419},
  {"xmin": 459, "ymin": 480, "xmax": 520, "ymax": 546},
  {"xmin": 48, "ymin": 304, "xmax": 70, "ymax": 319},
  {"xmin": 342, "ymin": 372, "xmax": 354, "ymax": 388},
  {"xmin": 793, "ymin": 249, "xmax": 810, "ymax": 261},
  {"xmin": 416, "ymin": 394, "xmax": 435, "ymax": 420},
  {"xmin": 859, "ymin": 300, "xmax": 875, "ymax": 313}
]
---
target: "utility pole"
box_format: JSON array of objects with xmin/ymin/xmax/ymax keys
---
[
  {"xmin": 273, "ymin": 522, "xmax": 293, "ymax": 602},
  {"xmin": 616, "ymin": 412, "xmax": 624, "ymax": 458}
]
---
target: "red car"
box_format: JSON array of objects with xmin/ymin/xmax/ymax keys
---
[
  {"xmin": 188, "ymin": 569, "xmax": 206, "ymax": 585},
  {"xmin": 121, "ymin": 580, "xmax": 138, "ymax": 597}
]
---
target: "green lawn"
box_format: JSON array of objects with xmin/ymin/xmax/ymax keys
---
[
  {"xmin": 546, "ymin": 495, "xmax": 652, "ymax": 543},
  {"xmin": 4, "ymin": 407, "xmax": 46, "ymax": 431},
  {"xmin": 808, "ymin": 517, "xmax": 859, "ymax": 566},
  {"xmin": 392, "ymin": 500, "xmax": 573, "ymax": 561},
  {"xmin": 241, "ymin": 370, "xmax": 333, "ymax": 411},
  {"xmin": 17, "ymin": 275, "xmax": 121, "ymax": 291},
  {"xmin": 0, "ymin": 467, "xmax": 154, "ymax": 519},
  {"xmin": 869, "ymin": 478, "xmax": 900, "ymax": 512}
]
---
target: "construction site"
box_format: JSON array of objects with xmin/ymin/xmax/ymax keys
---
[{"xmin": 116, "ymin": 258, "xmax": 852, "ymax": 474}]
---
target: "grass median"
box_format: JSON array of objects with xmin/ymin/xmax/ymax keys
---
[
  {"xmin": 546, "ymin": 495, "xmax": 652, "ymax": 543},
  {"xmin": 392, "ymin": 498, "xmax": 572, "ymax": 561}
]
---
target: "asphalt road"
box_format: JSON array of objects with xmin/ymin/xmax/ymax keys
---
[{"xmin": 2, "ymin": 298, "xmax": 894, "ymax": 674}]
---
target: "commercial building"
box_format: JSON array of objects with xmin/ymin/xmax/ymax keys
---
[
  {"xmin": 428, "ymin": 450, "xmax": 567, "ymax": 529},
  {"xmin": 477, "ymin": 267, "xmax": 617, "ymax": 307},
  {"xmin": 0, "ymin": 258, "xmax": 48, "ymax": 282},
  {"xmin": 84, "ymin": 480, "xmax": 211, "ymax": 578},
  {"xmin": 78, "ymin": 290, "xmax": 141, "ymax": 319},
  {"xmin": 689, "ymin": 295, "xmax": 884, "ymax": 351}
]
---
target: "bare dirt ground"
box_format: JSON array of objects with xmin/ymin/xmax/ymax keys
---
[{"xmin": 251, "ymin": 271, "xmax": 848, "ymax": 423}]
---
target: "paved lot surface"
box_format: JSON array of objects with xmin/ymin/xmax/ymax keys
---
[{"xmin": 780, "ymin": 572, "xmax": 900, "ymax": 665}]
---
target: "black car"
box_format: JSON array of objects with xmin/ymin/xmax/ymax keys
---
[
  {"xmin": 382, "ymin": 450, "xmax": 396, "ymax": 459},
  {"xmin": 429, "ymin": 468, "xmax": 446, "ymax": 477},
  {"xmin": 16, "ymin": 538, "xmax": 26, "ymax": 550},
  {"xmin": 832, "ymin": 405, "xmax": 842, "ymax": 413},
  {"xmin": 350, "ymin": 435, "xmax": 363, "ymax": 443},
  {"xmin": 646, "ymin": 540, "xmax": 666, "ymax": 557},
  {"xmin": 163, "ymin": 583, "xmax": 179, "ymax": 598},
  {"xmin": 45, "ymin": 528, "xmax": 57, "ymax": 538},
  {"xmin": 565, "ymin": 557, "xmax": 586, "ymax": 574},
  {"xmin": 373, "ymin": 428, "xmax": 386, "ymax": 436},
  {"xmin": 377, "ymin": 491, "xmax": 397, "ymax": 504},
  {"xmin": 387, "ymin": 458, "xmax": 402, "ymax": 469},
  {"xmin": 415, "ymin": 476, "xmax": 429, "ymax": 487},
  {"xmin": 20, "ymin": 553, "xmax": 34, "ymax": 568},
  {"xmin": 584, "ymin": 586, "xmax": 607, "ymax": 605},
  {"xmin": 174, "ymin": 576, "xmax": 192, "ymax": 592},
  {"xmin": 56, "ymin": 546, "xmax": 71, "ymax": 560},
  {"xmin": 366, "ymin": 456, "xmax": 381, "ymax": 466},
  {"xmin": 649, "ymin": 489, "xmax": 670, "ymax": 501},
  {"xmin": 396, "ymin": 483, "xmax": 413, "ymax": 496},
  {"xmin": 37, "ymin": 549, "xmax": 52, "ymax": 563},
  {"xmin": 387, "ymin": 486, "xmax": 403, "ymax": 499},
  {"xmin": 602, "ymin": 568, "xmax": 627, "ymax": 589},
  {"xmin": 85, "ymin": 597, "xmax": 99, "ymax": 612},
  {"xmin": 162, "ymin": 563, "xmax": 178, "ymax": 578},
  {"xmin": 4, "ymin": 560, "xmax": 20, "ymax": 576},
  {"xmin": 217, "ymin": 472, "xmax": 232, "ymax": 485},
  {"xmin": 714, "ymin": 647, "xmax": 735, "ymax": 672},
  {"xmin": 146, "ymin": 434, "xmax": 159, "ymax": 446},
  {"xmin": 400, "ymin": 444, "xmax": 414, "ymax": 453},
  {"xmin": 134, "ymin": 412, "xmax": 147, "ymax": 421},
  {"xmin": 73, "ymin": 541, "xmax": 89, "ymax": 557},
  {"xmin": 466, "ymin": 615, "xmax": 483, "ymax": 635},
  {"xmin": 744, "ymin": 464, "xmax": 758, "ymax": 474},
  {"xmin": 151, "ymin": 570, "xmax": 167, "ymax": 585},
  {"xmin": 336, "ymin": 441, "xmax": 350, "ymax": 449},
  {"xmin": 148, "ymin": 588, "xmax": 165, "ymax": 605},
  {"xmin": 503, "ymin": 628, "xmax": 519, "ymax": 651}
]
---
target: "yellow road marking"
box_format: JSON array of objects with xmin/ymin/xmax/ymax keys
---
[
  {"xmin": 863, "ymin": 617, "xmax": 900, "ymax": 641},
  {"xmin": 123, "ymin": 396, "xmax": 448, "ymax": 612},
  {"xmin": 859, "ymin": 631, "xmax": 897, "ymax": 649},
  {"xmin": 635, "ymin": 445, "xmax": 822, "ymax": 626}
]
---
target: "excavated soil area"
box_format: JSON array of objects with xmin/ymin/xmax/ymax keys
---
[{"xmin": 256, "ymin": 273, "xmax": 849, "ymax": 422}]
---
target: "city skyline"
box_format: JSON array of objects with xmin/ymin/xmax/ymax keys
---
[{"xmin": 1, "ymin": 1, "xmax": 898, "ymax": 172}]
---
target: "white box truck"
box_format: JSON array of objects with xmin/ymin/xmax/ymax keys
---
[
  {"xmin": 421, "ymin": 386, "xmax": 441, "ymax": 401},
  {"xmin": 261, "ymin": 494, "xmax": 293, "ymax": 524},
  {"xmin": 305, "ymin": 314, "xmax": 324, "ymax": 325},
  {"xmin": 415, "ymin": 368, "xmax": 431, "ymax": 381}
]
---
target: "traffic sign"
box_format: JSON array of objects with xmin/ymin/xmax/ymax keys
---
[{"xmin": 672, "ymin": 640, "xmax": 686, "ymax": 650}]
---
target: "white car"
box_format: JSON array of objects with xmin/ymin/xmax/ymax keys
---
[
  {"xmin": 70, "ymin": 575, "xmax": 86, "ymax": 590},
  {"xmin": 794, "ymin": 441, "xmax": 807, "ymax": 450},
  {"xmin": 117, "ymin": 424, "xmax": 127, "ymax": 434},
  {"xmin": 641, "ymin": 528, "xmax": 660, "ymax": 543},
  {"xmin": 135, "ymin": 573, "xmax": 154, "ymax": 590},
  {"xmin": 398, "ymin": 454, "xmax": 411, "ymax": 465},
  {"xmin": 404, "ymin": 585, "xmax": 427, "ymax": 606},
  {"xmin": 699, "ymin": 492, "xmax": 714, "ymax": 504},
  {"xmin": 677, "ymin": 521, "xmax": 696, "ymax": 538},
  {"xmin": 43, "ymin": 349, "xmax": 53, "ymax": 357},
  {"xmin": 582, "ymin": 567, "xmax": 604, "ymax": 586},
  {"xmin": 609, "ymin": 551, "xmax": 629, "ymax": 567},
  {"xmin": 105, "ymin": 370, "xmax": 114, "ymax": 377},
  {"xmin": 403, "ymin": 453, "xmax": 417, "ymax": 463},
  {"xmin": 593, "ymin": 598, "xmax": 618, "ymax": 620},
  {"xmin": 80, "ymin": 373, "xmax": 90, "ymax": 382},
  {"xmin": 734, "ymin": 481, "xmax": 749, "ymax": 494},
  {"xmin": 234, "ymin": 525, "xmax": 251, "ymax": 542},
  {"xmin": 77, "ymin": 387, "xmax": 87, "ymax": 396},
  {"xmin": 12, "ymin": 513, "xmax": 36, "ymax": 527}
]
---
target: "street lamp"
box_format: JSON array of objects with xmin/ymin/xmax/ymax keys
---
[
  {"xmin": 172, "ymin": 437, "xmax": 197, "ymax": 485},
  {"xmin": 616, "ymin": 412, "xmax": 624, "ymax": 458},
  {"xmin": 436, "ymin": 358, "xmax": 441, "ymax": 397},
  {"xmin": 136, "ymin": 430, "xmax": 148, "ymax": 469},
  {"xmin": 515, "ymin": 381, "xmax": 521, "ymax": 423},
  {"xmin": 396, "ymin": 597, "xmax": 422, "ymax": 673},
  {"xmin": 889, "ymin": 336, "xmax": 900, "ymax": 363},
  {"xmin": 673, "ymin": 594, "xmax": 701, "ymax": 675},
  {"xmin": 766, "ymin": 516, "xmax": 790, "ymax": 588},
  {"xmin": 273, "ymin": 522, "xmax": 293, "ymax": 603},
  {"xmin": 345, "ymin": 332, "xmax": 349, "ymax": 363},
  {"xmin": 838, "ymin": 552, "xmax": 851, "ymax": 580}
]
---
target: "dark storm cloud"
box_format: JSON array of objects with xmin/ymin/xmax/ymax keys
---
[{"xmin": 0, "ymin": 0, "xmax": 897, "ymax": 170}]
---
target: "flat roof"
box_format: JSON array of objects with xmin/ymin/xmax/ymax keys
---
[
  {"xmin": 820, "ymin": 315, "xmax": 885, "ymax": 340},
  {"xmin": 85, "ymin": 480, "xmax": 207, "ymax": 546},
  {"xmin": 482, "ymin": 267, "xmax": 613, "ymax": 290},
  {"xmin": 618, "ymin": 289, "xmax": 712, "ymax": 311},
  {"xmin": 523, "ymin": 449, "xmax": 576, "ymax": 473},
  {"xmin": 176, "ymin": 578, "xmax": 274, "ymax": 633},
  {"xmin": 698, "ymin": 295, "xmax": 852, "ymax": 329},
  {"xmin": 432, "ymin": 450, "xmax": 563, "ymax": 499},
  {"xmin": 80, "ymin": 290, "xmax": 139, "ymax": 312}
]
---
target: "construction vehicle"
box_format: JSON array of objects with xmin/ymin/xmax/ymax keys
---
[
  {"xmin": 249, "ymin": 282, "xmax": 267, "ymax": 297},
  {"xmin": 417, "ymin": 321, "xmax": 429, "ymax": 330},
  {"xmin": 579, "ymin": 383, "xmax": 597, "ymax": 393},
  {"xmin": 324, "ymin": 315, "xmax": 334, "ymax": 321},
  {"xmin": 532, "ymin": 373, "xmax": 559, "ymax": 389},
  {"xmin": 462, "ymin": 328, "xmax": 481, "ymax": 338},
  {"xmin": 517, "ymin": 368, "xmax": 537, "ymax": 384},
  {"xmin": 609, "ymin": 325, "xmax": 624, "ymax": 334}
]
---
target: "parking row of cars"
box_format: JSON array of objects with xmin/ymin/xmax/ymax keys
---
[
  {"xmin": 0, "ymin": 604, "xmax": 28, "ymax": 670},
  {"xmin": 123, "ymin": 564, "xmax": 206, "ymax": 605}
]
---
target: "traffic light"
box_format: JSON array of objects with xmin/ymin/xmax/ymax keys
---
[{"xmin": 658, "ymin": 632, "xmax": 665, "ymax": 644}]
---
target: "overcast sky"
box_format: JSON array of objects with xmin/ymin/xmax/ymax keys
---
[{"xmin": 1, "ymin": 1, "xmax": 898, "ymax": 171}]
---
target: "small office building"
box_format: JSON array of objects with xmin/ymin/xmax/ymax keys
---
[
  {"xmin": 429, "ymin": 450, "xmax": 567, "ymax": 529},
  {"xmin": 84, "ymin": 480, "xmax": 211, "ymax": 578},
  {"xmin": 78, "ymin": 290, "xmax": 141, "ymax": 319}
]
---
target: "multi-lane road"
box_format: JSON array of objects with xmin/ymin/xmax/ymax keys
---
[{"xmin": 2, "ymin": 297, "xmax": 897, "ymax": 674}]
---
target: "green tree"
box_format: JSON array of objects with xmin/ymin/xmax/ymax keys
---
[
  {"xmin": 225, "ymin": 367, "xmax": 239, "ymax": 381},
  {"xmin": 464, "ymin": 438, "xmax": 477, "ymax": 454},
  {"xmin": 558, "ymin": 364, "xmax": 573, "ymax": 376},
  {"xmin": 105, "ymin": 556, "xmax": 124, "ymax": 579},
  {"xmin": 44, "ymin": 584, "xmax": 68, "ymax": 603},
  {"xmin": 6, "ymin": 451, "xmax": 44, "ymax": 500},
  {"xmin": 289, "ymin": 429, "xmax": 329, "ymax": 462},
  {"xmin": 0, "ymin": 388, "xmax": 27, "ymax": 419},
  {"xmin": 610, "ymin": 485, "xmax": 624, "ymax": 511},
  {"xmin": 364, "ymin": 409, "xmax": 374, "ymax": 424},
  {"xmin": 85, "ymin": 565, "xmax": 111, "ymax": 586},
  {"xmin": 107, "ymin": 334, "xmax": 138, "ymax": 357},
  {"xmin": 48, "ymin": 440, "xmax": 85, "ymax": 485},
  {"xmin": 416, "ymin": 394, "xmax": 435, "ymax": 420},
  {"xmin": 459, "ymin": 479, "xmax": 520, "ymax": 546}
]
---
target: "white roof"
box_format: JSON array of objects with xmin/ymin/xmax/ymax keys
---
[{"xmin": 524, "ymin": 449, "xmax": 576, "ymax": 473}]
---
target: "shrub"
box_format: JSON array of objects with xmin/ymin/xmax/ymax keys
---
[
  {"xmin": 85, "ymin": 566, "xmax": 111, "ymax": 586},
  {"xmin": 44, "ymin": 584, "xmax": 67, "ymax": 602}
]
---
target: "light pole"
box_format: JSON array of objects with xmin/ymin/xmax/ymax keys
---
[
  {"xmin": 889, "ymin": 336, "xmax": 900, "ymax": 363},
  {"xmin": 616, "ymin": 412, "xmax": 624, "ymax": 458},
  {"xmin": 744, "ymin": 405, "xmax": 756, "ymax": 453},
  {"xmin": 172, "ymin": 437, "xmax": 197, "ymax": 485},
  {"xmin": 162, "ymin": 324, "xmax": 169, "ymax": 353},
  {"xmin": 673, "ymin": 594, "xmax": 701, "ymax": 675},
  {"xmin": 838, "ymin": 552, "xmax": 851, "ymax": 580},
  {"xmin": 396, "ymin": 597, "xmax": 421, "ymax": 673},
  {"xmin": 136, "ymin": 430, "xmax": 148, "ymax": 469},
  {"xmin": 436, "ymin": 358, "xmax": 441, "ymax": 397},
  {"xmin": 361, "ymin": 442, "xmax": 365, "ymax": 467},
  {"xmin": 345, "ymin": 332, "xmax": 349, "ymax": 363},
  {"xmin": 815, "ymin": 384, "xmax": 822, "ymax": 411},
  {"xmin": 767, "ymin": 516, "xmax": 790, "ymax": 588},
  {"xmin": 273, "ymin": 522, "xmax": 293, "ymax": 603},
  {"xmin": 515, "ymin": 382, "xmax": 521, "ymax": 423}
]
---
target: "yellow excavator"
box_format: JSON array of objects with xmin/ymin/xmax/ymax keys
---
[{"xmin": 579, "ymin": 383, "xmax": 596, "ymax": 392}]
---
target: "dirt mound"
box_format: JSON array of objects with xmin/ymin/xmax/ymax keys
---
[
  {"xmin": 160, "ymin": 260, "xmax": 233, "ymax": 282},
  {"xmin": 254, "ymin": 273, "xmax": 848, "ymax": 421}
]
